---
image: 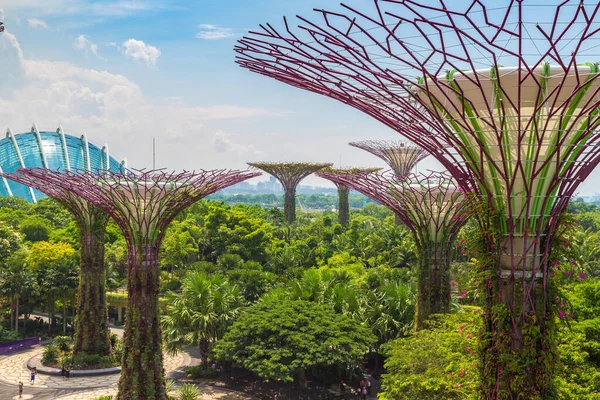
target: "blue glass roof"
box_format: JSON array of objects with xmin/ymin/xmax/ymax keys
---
[{"xmin": 0, "ymin": 128, "xmax": 126, "ymax": 202}]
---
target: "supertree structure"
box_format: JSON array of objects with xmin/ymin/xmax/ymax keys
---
[
  {"xmin": 316, "ymin": 167, "xmax": 381, "ymax": 226},
  {"xmin": 18, "ymin": 167, "xmax": 260, "ymax": 400},
  {"xmin": 248, "ymin": 162, "xmax": 332, "ymax": 223},
  {"xmin": 0, "ymin": 170, "xmax": 111, "ymax": 357},
  {"xmin": 235, "ymin": 1, "xmax": 600, "ymax": 395},
  {"xmin": 349, "ymin": 140, "xmax": 428, "ymax": 179},
  {"xmin": 318, "ymin": 169, "xmax": 470, "ymax": 328}
]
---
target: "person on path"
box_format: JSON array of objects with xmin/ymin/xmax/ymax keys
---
[
  {"xmin": 61, "ymin": 364, "xmax": 66, "ymax": 380},
  {"xmin": 65, "ymin": 364, "xmax": 71, "ymax": 379},
  {"xmin": 361, "ymin": 387, "xmax": 368, "ymax": 400},
  {"xmin": 339, "ymin": 380, "xmax": 346, "ymax": 392},
  {"xmin": 18, "ymin": 381, "xmax": 23, "ymax": 398},
  {"xmin": 355, "ymin": 387, "xmax": 361, "ymax": 399},
  {"xmin": 367, "ymin": 378, "xmax": 372, "ymax": 395},
  {"xmin": 360, "ymin": 379, "xmax": 365, "ymax": 388},
  {"xmin": 30, "ymin": 367, "xmax": 36, "ymax": 385}
]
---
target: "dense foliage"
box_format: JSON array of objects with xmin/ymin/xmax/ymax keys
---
[
  {"xmin": 3, "ymin": 195, "xmax": 600, "ymax": 398},
  {"xmin": 214, "ymin": 299, "xmax": 376, "ymax": 386}
]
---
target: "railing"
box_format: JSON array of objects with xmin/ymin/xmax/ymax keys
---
[{"xmin": 0, "ymin": 337, "xmax": 39, "ymax": 355}]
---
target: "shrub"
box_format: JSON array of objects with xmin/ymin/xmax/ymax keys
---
[
  {"xmin": 42, "ymin": 344, "xmax": 59, "ymax": 365},
  {"xmin": 91, "ymin": 396, "xmax": 114, "ymax": 400},
  {"xmin": 72, "ymin": 354, "xmax": 116, "ymax": 369},
  {"xmin": 112, "ymin": 341, "xmax": 124, "ymax": 362},
  {"xmin": 379, "ymin": 307, "xmax": 481, "ymax": 400},
  {"xmin": 185, "ymin": 365, "xmax": 218, "ymax": 379},
  {"xmin": 110, "ymin": 333, "xmax": 119, "ymax": 348},
  {"xmin": 177, "ymin": 383, "xmax": 201, "ymax": 400},
  {"xmin": 53, "ymin": 336, "xmax": 72, "ymax": 352}
]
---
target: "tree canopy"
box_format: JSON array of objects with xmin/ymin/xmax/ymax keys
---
[{"xmin": 214, "ymin": 299, "xmax": 376, "ymax": 386}]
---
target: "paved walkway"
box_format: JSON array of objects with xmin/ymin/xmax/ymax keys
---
[
  {"xmin": 0, "ymin": 345, "xmax": 254, "ymax": 400},
  {"xmin": 0, "ymin": 345, "xmax": 184, "ymax": 389}
]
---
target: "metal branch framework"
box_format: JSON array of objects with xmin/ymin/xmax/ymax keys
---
[
  {"xmin": 248, "ymin": 162, "xmax": 332, "ymax": 222},
  {"xmin": 349, "ymin": 140, "xmax": 428, "ymax": 178},
  {"xmin": 318, "ymin": 169, "xmax": 470, "ymax": 327},
  {"xmin": 0, "ymin": 170, "xmax": 111, "ymax": 357},
  {"xmin": 316, "ymin": 167, "xmax": 381, "ymax": 225},
  {"xmin": 235, "ymin": 1, "xmax": 600, "ymax": 394},
  {"xmin": 17, "ymin": 167, "xmax": 260, "ymax": 400}
]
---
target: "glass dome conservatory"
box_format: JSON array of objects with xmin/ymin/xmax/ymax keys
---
[{"xmin": 0, "ymin": 125, "xmax": 127, "ymax": 202}]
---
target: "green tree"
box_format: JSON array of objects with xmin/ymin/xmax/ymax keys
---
[
  {"xmin": 0, "ymin": 250, "xmax": 37, "ymax": 334},
  {"xmin": 214, "ymin": 299, "xmax": 375, "ymax": 387},
  {"xmin": 380, "ymin": 307, "xmax": 481, "ymax": 400},
  {"xmin": 162, "ymin": 272, "xmax": 244, "ymax": 367},
  {"xmin": 19, "ymin": 215, "xmax": 50, "ymax": 242}
]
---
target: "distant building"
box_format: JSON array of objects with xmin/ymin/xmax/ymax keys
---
[{"xmin": 0, "ymin": 125, "xmax": 126, "ymax": 202}]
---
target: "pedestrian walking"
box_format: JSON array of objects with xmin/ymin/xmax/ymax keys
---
[
  {"xmin": 355, "ymin": 387, "xmax": 361, "ymax": 399},
  {"xmin": 61, "ymin": 364, "xmax": 66, "ymax": 380},
  {"xmin": 18, "ymin": 381, "xmax": 23, "ymax": 398},
  {"xmin": 367, "ymin": 378, "xmax": 372, "ymax": 395},
  {"xmin": 30, "ymin": 367, "xmax": 36, "ymax": 385},
  {"xmin": 65, "ymin": 364, "xmax": 71, "ymax": 379},
  {"xmin": 359, "ymin": 378, "xmax": 365, "ymax": 388},
  {"xmin": 362, "ymin": 386, "xmax": 368, "ymax": 400}
]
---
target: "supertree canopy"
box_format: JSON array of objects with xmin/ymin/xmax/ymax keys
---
[
  {"xmin": 235, "ymin": 1, "xmax": 600, "ymax": 395},
  {"xmin": 318, "ymin": 169, "xmax": 470, "ymax": 328},
  {"xmin": 18, "ymin": 167, "xmax": 260, "ymax": 400},
  {"xmin": 349, "ymin": 140, "xmax": 428, "ymax": 179},
  {"xmin": 1, "ymin": 170, "xmax": 111, "ymax": 357},
  {"xmin": 316, "ymin": 167, "xmax": 381, "ymax": 226},
  {"xmin": 248, "ymin": 162, "xmax": 332, "ymax": 223}
]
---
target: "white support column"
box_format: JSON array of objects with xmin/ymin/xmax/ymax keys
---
[
  {"xmin": 57, "ymin": 125, "xmax": 71, "ymax": 171},
  {"xmin": 31, "ymin": 124, "xmax": 49, "ymax": 168},
  {"xmin": 6, "ymin": 127, "xmax": 37, "ymax": 203},
  {"xmin": 80, "ymin": 133, "xmax": 92, "ymax": 171}
]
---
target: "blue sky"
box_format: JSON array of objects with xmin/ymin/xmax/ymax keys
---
[{"xmin": 1, "ymin": 0, "xmax": 599, "ymax": 195}]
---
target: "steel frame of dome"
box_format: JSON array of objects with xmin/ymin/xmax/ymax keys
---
[{"xmin": 0, "ymin": 124, "xmax": 127, "ymax": 202}]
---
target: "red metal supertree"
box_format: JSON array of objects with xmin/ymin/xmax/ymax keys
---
[
  {"xmin": 318, "ymin": 169, "xmax": 470, "ymax": 328},
  {"xmin": 349, "ymin": 140, "xmax": 428, "ymax": 224},
  {"xmin": 316, "ymin": 167, "xmax": 381, "ymax": 225},
  {"xmin": 248, "ymin": 162, "xmax": 332, "ymax": 223},
  {"xmin": 348, "ymin": 140, "xmax": 428, "ymax": 179},
  {"xmin": 18, "ymin": 167, "xmax": 260, "ymax": 400},
  {"xmin": 1, "ymin": 170, "xmax": 111, "ymax": 357},
  {"xmin": 235, "ymin": 1, "xmax": 600, "ymax": 395}
]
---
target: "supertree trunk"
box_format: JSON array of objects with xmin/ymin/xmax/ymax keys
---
[
  {"xmin": 74, "ymin": 211, "xmax": 110, "ymax": 357},
  {"xmin": 248, "ymin": 162, "xmax": 332, "ymax": 225},
  {"xmin": 316, "ymin": 170, "xmax": 470, "ymax": 331},
  {"xmin": 234, "ymin": 2, "xmax": 600, "ymax": 394},
  {"xmin": 14, "ymin": 168, "xmax": 260, "ymax": 400},
  {"xmin": 118, "ymin": 241, "xmax": 166, "ymax": 400},
  {"xmin": 478, "ymin": 230, "xmax": 556, "ymax": 398},
  {"xmin": 283, "ymin": 187, "xmax": 296, "ymax": 223},
  {"xmin": 414, "ymin": 240, "xmax": 450, "ymax": 330},
  {"xmin": 337, "ymin": 185, "xmax": 349, "ymax": 226},
  {"xmin": 0, "ymin": 171, "xmax": 113, "ymax": 357}
]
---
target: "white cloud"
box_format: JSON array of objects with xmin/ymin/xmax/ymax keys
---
[
  {"xmin": 0, "ymin": 31, "xmax": 281, "ymax": 171},
  {"xmin": 121, "ymin": 38, "xmax": 160, "ymax": 66},
  {"xmin": 213, "ymin": 131, "xmax": 263, "ymax": 158},
  {"xmin": 196, "ymin": 24, "xmax": 234, "ymax": 40},
  {"xmin": 27, "ymin": 18, "xmax": 48, "ymax": 29},
  {"xmin": 74, "ymin": 34, "xmax": 101, "ymax": 58}
]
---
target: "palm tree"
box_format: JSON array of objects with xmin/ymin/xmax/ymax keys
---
[
  {"xmin": 571, "ymin": 228, "xmax": 600, "ymax": 278},
  {"xmin": 162, "ymin": 272, "xmax": 244, "ymax": 367},
  {"xmin": 0, "ymin": 252, "xmax": 36, "ymax": 334}
]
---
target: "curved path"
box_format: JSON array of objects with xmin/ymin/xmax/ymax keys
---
[{"xmin": 0, "ymin": 344, "xmax": 254, "ymax": 399}]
